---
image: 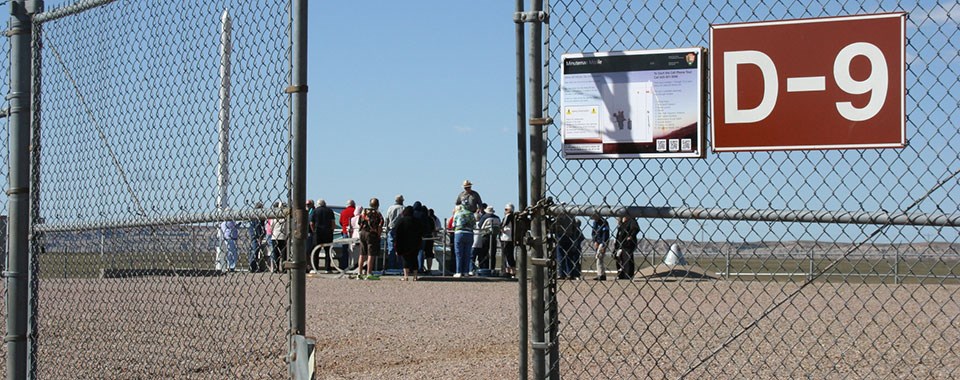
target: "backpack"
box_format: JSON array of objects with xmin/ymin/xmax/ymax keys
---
[
  {"xmin": 360, "ymin": 210, "xmax": 383, "ymax": 234},
  {"xmin": 459, "ymin": 191, "xmax": 479, "ymax": 212}
]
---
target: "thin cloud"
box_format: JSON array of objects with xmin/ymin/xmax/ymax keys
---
[
  {"xmin": 453, "ymin": 125, "xmax": 473, "ymax": 134},
  {"xmin": 912, "ymin": 6, "xmax": 960, "ymax": 25}
]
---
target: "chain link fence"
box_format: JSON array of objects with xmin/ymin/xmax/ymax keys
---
[
  {"xmin": 0, "ymin": 3, "xmax": 9, "ymax": 373},
  {"xmin": 540, "ymin": 0, "xmax": 960, "ymax": 378},
  {"xmin": 20, "ymin": 0, "xmax": 294, "ymax": 378}
]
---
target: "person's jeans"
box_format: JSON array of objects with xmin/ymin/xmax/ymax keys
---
[
  {"xmin": 386, "ymin": 229, "xmax": 398, "ymax": 270},
  {"xmin": 312, "ymin": 245, "xmax": 331, "ymax": 271},
  {"xmin": 594, "ymin": 243, "xmax": 606, "ymax": 278},
  {"xmin": 556, "ymin": 236, "xmax": 576, "ymax": 278},
  {"xmin": 225, "ymin": 239, "xmax": 238, "ymax": 270},
  {"xmin": 417, "ymin": 241, "xmax": 426, "ymax": 272},
  {"xmin": 617, "ymin": 249, "xmax": 635, "ymax": 279},
  {"xmin": 340, "ymin": 232, "xmax": 351, "ymax": 269},
  {"xmin": 454, "ymin": 231, "xmax": 474, "ymax": 275},
  {"xmin": 248, "ymin": 238, "xmax": 263, "ymax": 272}
]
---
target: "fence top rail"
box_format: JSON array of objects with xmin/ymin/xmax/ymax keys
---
[
  {"xmin": 548, "ymin": 203, "xmax": 960, "ymax": 227},
  {"xmin": 34, "ymin": 208, "xmax": 288, "ymax": 233},
  {"xmin": 33, "ymin": 0, "xmax": 117, "ymax": 23}
]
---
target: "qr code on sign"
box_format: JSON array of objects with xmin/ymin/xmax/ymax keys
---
[
  {"xmin": 656, "ymin": 140, "xmax": 667, "ymax": 152},
  {"xmin": 669, "ymin": 139, "xmax": 679, "ymax": 152},
  {"xmin": 681, "ymin": 139, "xmax": 692, "ymax": 151}
]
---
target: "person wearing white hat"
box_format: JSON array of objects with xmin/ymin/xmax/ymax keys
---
[
  {"xmin": 455, "ymin": 180, "xmax": 483, "ymax": 213},
  {"xmin": 477, "ymin": 205, "xmax": 501, "ymax": 272}
]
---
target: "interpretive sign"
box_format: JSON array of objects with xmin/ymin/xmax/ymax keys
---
[
  {"xmin": 710, "ymin": 13, "xmax": 906, "ymax": 151},
  {"xmin": 561, "ymin": 48, "xmax": 706, "ymax": 159}
]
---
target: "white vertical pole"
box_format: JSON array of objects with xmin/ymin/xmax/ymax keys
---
[
  {"xmin": 215, "ymin": 9, "xmax": 232, "ymax": 270},
  {"xmin": 217, "ymin": 9, "xmax": 232, "ymax": 211}
]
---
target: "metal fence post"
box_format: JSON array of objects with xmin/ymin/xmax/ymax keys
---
[
  {"xmin": 5, "ymin": 1, "xmax": 35, "ymax": 378},
  {"xmin": 894, "ymin": 248, "xmax": 900, "ymax": 285},
  {"xmin": 288, "ymin": 0, "xmax": 308, "ymax": 375},
  {"xmin": 527, "ymin": 0, "xmax": 549, "ymax": 378},
  {"xmin": 514, "ymin": 0, "xmax": 529, "ymax": 377}
]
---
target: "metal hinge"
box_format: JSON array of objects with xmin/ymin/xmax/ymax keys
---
[
  {"xmin": 529, "ymin": 117, "xmax": 553, "ymax": 126},
  {"xmin": 531, "ymin": 340, "xmax": 554, "ymax": 350},
  {"xmin": 284, "ymin": 85, "xmax": 308, "ymax": 94},
  {"xmin": 530, "ymin": 258, "xmax": 554, "ymax": 268},
  {"xmin": 513, "ymin": 11, "xmax": 549, "ymax": 24}
]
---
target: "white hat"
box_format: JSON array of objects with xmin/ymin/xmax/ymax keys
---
[
  {"xmin": 462, "ymin": 180, "xmax": 472, "ymax": 188},
  {"xmin": 485, "ymin": 205, "xmax": 494, "ymax": 213}
]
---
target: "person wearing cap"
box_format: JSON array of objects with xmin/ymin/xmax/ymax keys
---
[
  {"xmin": 477, "ymin": 205, "xmax": 501, "ymax": 272},
  {"xmin": 455, "ymin": 180, "xmax": 482, "ymax": 213},
  {"xmin": 384, "ymin": 194, "xmax": 405, "ymax": 271}
]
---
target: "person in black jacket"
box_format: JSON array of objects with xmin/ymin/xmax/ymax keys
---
[
  {"xmin": 552, "ymin": 213, "xmax": 580, "ymax": 280},
  {"xmin": 393, "ymin": 206, "xmax": 424, "ymax": 281},
  {"xmin": 590, "ymin": 215, "xmax": 610, "ymax": 281},
  {"xmin": 311, "ymin": 199, "xmax": 337, "ymax": 273},
  {"xmin": 614, "ymin": 216, "xmax": 640, "ymax": 279}
]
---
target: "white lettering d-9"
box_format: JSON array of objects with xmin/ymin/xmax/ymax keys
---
[{"xmin": 834, "ymin": 42, "xmax": 887, "ymax": 122}]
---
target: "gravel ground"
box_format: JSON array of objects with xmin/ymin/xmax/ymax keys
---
[
  {"xmin": 307, "ymin": 276, "xmax": 522, "ymax": 380},
  {"xmin": 2, "ymin": 275, "xmax": 959, "ymax": 379},
  {"xmin": 310, "ymin": 277, "xmax": 960, "ymax": 379}
]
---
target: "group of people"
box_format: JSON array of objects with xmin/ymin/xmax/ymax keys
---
[
  {"xmin": 448, "ymin": 180, "xmax": 519, "ymax": 278},
  {"xmin": 215, "ymin": 201, "xmax": 289, "ymax": 273},
  {"xmin": 303, "ymin": 180, "xmax": 498, "ymax": 281},
  {"xmin": 220, "ymin": 179, "xmax": 648, "ymax": 283},
  {"xmin": 552, "ymin": 214, "xmax": 640, "ymax": 281}
]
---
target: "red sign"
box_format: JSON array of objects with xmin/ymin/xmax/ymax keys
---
[{"xmin": 710, "ymin": 13, "xmax": 905, "ymax": 151}]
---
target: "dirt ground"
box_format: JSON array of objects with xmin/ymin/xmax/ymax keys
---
[{"xmin": 2, "ymin": 275, "xmax": 959, "ymax": 379}]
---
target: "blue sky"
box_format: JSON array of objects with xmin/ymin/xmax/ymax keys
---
[
  {"xmin": 27, "ymin": 0, "xmax": 959, "ymax": 245},
  {"xmin": 309, "ymin": 1, "xmax": 520, "ymax": 216}
]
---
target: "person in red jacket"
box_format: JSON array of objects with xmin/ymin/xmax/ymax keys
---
[{"xmin": 339, "ymin": 199, "xmax": 356, "ymax": 270}]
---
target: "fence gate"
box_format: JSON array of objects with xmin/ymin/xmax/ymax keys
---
[
  {"xmin": 520, "ymin": 0, "xmax": 960, "ymax": 378},
  {"xmin": 2, "ymin": 0, "xmax": 311, "ymax": 378}
]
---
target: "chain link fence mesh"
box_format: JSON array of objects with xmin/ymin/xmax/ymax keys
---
[
  {"xmin": 0, "ymin": 4, "xmax": 10, "ymax": 374},
  {"xmin": 543, "ymin": 0, "xmax": 959, "ymax": 378},
  {"xmin": 26, "ymin": 0, "xmax": 293, "ymax": 378}
]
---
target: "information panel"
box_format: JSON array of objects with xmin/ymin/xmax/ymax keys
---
[{"xmin": 561, "ymin": 48, "xmax": 706, "ymax": 159}]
